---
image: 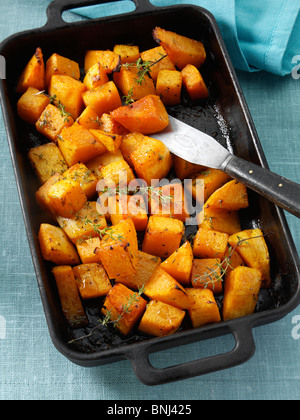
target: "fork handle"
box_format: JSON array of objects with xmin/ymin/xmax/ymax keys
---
[{"xmin": 223, "ymin": 155, "xmax": 300, "ymax": 218}]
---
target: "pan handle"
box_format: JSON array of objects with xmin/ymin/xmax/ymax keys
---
[
  {"xmin": 46, "ymin": 0, "xmax": 157, "ymax": 28},
  {"xmin": 127, "ymin": 321, "xmax": 256, "ymax": 386}
]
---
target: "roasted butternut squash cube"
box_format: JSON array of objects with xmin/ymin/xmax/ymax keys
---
[
  {"xmin": 205, "ymin": 180, "xmax": 249, "ymax": 211},
  {"xmin": 86, "ymin": 149, "xmax": 124, "ymax": 180},
  {"xmin": 84, "ymin": 50, "xmax": 121, "ymax": 73},
  {"xmin": 113, "ymin": 44, "xmax": 140, "ymax": 64},
  {"xmin": 222, "ymin": 245, "xmax": 245, "ymax": 279},
  {"xmin": 36, "ymin": 103, "xmax": 74, "ymax": 142},
  {"xmin": 142, "ymin": 215, "xmax": 184, "ymax": 259},
  {"xmin": 144, "ymin": 266, "xmax": 194, "ymax": 310},
  {"xmin": 57, "ymin": 201, "xmax": 107, "ymax": 244},
  {"xmin": 120, "ymin": 132, "xmax": 145, "ymax": 167},
  {"xmin": 173, "ymin": 155, "xmax": 206, "ymax": 180},
  {"xmin": 228, "ymin": 229, "xmax": 271, "ymax": 287},
  {"xmin": 160, "ymin": 241, "xmax": 193, "ymax": 286},
  {"xmin": 149, "ymin": 182, "xmax": 190, "ymax": 222},
  {"xmin": 197, "ymin": 207, "xmax": 241, "ymax": 236},
  {"xmin": 89, "ymin": 129, "xmax": 122, "ymax": 154},
  {"xmin": 97, "ymin": 219, "xmax": 139, "ymax": 279},
  {"xmin": 48, "ymin": 74, "xmax": 87, "ymax": 119},
  {"xmin": 47, "ymin": 177, "xmax": 87, "ymax": 218},
  {"xmin": 99, "ymin": 113, "xmax": 129, "ymax": 135},
  {"xmin": 223, "ymin": 266, "xmax": 262, "ymax": 321},
  {"xmin": 76, "ymin": 237, "xmax": 102, "ymax": 264},
  {"xmin": 82, "ymin": 81, "xmax": 122, "ymax": 117},
  {"xmin": 58, "ymin": 123, "xmax": 106, "ymax": 166},
  {"xmin": 101, "ymin": 283, "xmax": 147, "ymax": 336},
  {"xmin": 52, "ymin": 265, "xmax": 88, "ymax": 328},
  {"xmin": 181, "ymin": 64, "xmax": 209, "ymax": 100},
  {"xmin": 113, "ymin": 65, "xmax": 156, "ymax": 101},
  {"xmin": 191, "ymin": 258, "xmax": 223, "ymax": 294},
  {"xmin": 17, "ymin": 47, "xmax": 45, "ymax": 93},
  {"xmin": 116, "ymin": 251, "xmax": 161, "ymax": 290},
  {"xmin": 38, "ymin": 223, "xmax": 80, "ymax": 265},
  {"xmin": 189, "ymin": 169, "xmax": 231, "ymax": 203},
  {"xmin": 153, "ymin": 27, "xmax": 206, "ymax": 70},
  {"xmin": 76, "ymin": 106, "xmax": 101, "ymax": 130},
  {"xmin": 83, "ymin": 62, "xmax": 109, "ymax": 90},
  {"xmin": 138, "ymin": 299, "xmax": 185, "ymax": 337},
  {"xmin": 108, "ymin": 194, "xmax": 148, "ymax": 231},
  {"xmin": 186, "ymin": 288, "xmax": 221, "ymax": 328},
  {"xmin": 140, "ymin": 46, "xmax": 176, "ymax": 81},
  {"xmin": 193, "ymin": 228, "xmax": 229, "ymax": 259},
  {"xmin": 156, "ymin": 69, "xmax": 182, "ymax": 106},
  {"xmin": 63, "ymin": 163, "xmax": 98, "ymax": 199},
  {"xmin": 17, "ymin": 87, "xmax": 50, "ymax": 125},
  {"xmin": 73, "ymin": 263, "xmax": 112, "ymax": 299},
  {"xmin": 100, "ymin": 159, "xmax": 136, "ymax": 187},
  {"xmin": 36, "ymin": 173, "xmax": 62, "ymax": 216},
  {"xmin": 28, "ymin": 142, "xmax": 68, "ymax": 184},
  {"xmin": 45, "ymin": 53, "xmax": 80, "ymax": 87},
  {"xmin": 111, "ymin": 95, "xmax": 169, "ymax": 135},
  {"xmin": 130, "ymin": 136, "xmax": 172, "ymax": 185}
]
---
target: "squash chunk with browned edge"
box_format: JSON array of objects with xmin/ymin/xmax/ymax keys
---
[
  {"xmin": 116, "ymin": 251, "xmax": 161, "ymax": 290},
  {"xmin": 153, "ymin": 27, "xmax": 206, "ymax": 70},
  {"xmin": 36, "ymin": 103, "xmax": 74, "ymax": 142},
  {"xmin": 86, "ymin": 149, "xmax": 124, "ymax": 180},
  {"xmin": 38, "ymin": 223, "xmax": 80, "ymax": 265},
  {"xmin": 108, "ymin": 194, "xmax": 148, "ymax": 232},
  {"xmin": 83, "ymin": 62, "xmax": 109, "ymax": 90},
  {"xmin": 57, "ymin": 201, "xmax": 107, "ymax": 245},
  {"xmin": 36, "ymin": 173, "xmax": 63, "ymax": 216},
  {"xmin": 138, "ymin": 300, "xmax": 185, "ymax": 337},
  {"xmin": 111, "ymin": 95, "xmax": 169, "ymax": 135},
  {"xmin": 101, "ymin": 283, "xmax": 147, "ymax": 336},
  {"xmin": 181, "ymin": 64, "xmax": 209, "ymax": 100},
  {"xmin": 76, "ymin": 237, "xmax": 102, "ymax": 264},
  {"xmin": 120, "ymin": 132, "xmax": 145, "ymax": 167},
  {"xmin": 130, "ymin": 136, "xmax": 172, "ymax": 186},
  {"xmin": 113, "ymin": 65, "xmax": 156, "ymax": 101},
  {"xmin": 45, "ymin": 53, "xmax": 80, "ymax": 87},
  {"xmin": 17, "ymin": 87, "xmax": 50, "ymax": 125},
  {"xmin": 223, "ymin": 266, "xmax": 263, "ymax": 321},
  {"xmin": 140, "ymin": 46, "xmax": 176, "ymax": 82},
  {"xmin": 100, "ymin": 159, "xmax": 136, "ymax": 188},
  {"xmin": 89, "ymin": 129, "xmax": 122, "ymax": 155},
  {"xmin": 98, "ymin": 218, "xmax": 139, "ymax": 279},
  {"xmin": 52, "ymin": 265, "xmax": 88, "ymax": 328},
  {"xmin": 191, "ymin": 258, "xmax": 223, "ymax": 294},
  {"xmin": 160, "ymin": 241, "xmax": 193, "ymax": 286},
  {"xmin": 17, "ymin": 47, "xmax": 45, "ymax": 93},
  {"xmin": 193, "ymin": 228, "xmax": 229, "ymax": 259},
  {"xmin": 189, "ymin": 169, "xmax": 232, "ymax": 203},
  {"xmin": 49, "ymin": 74, "xmax": 87, "ymax": 120},
  {"xmin": 63, "ymin": 163, "xmax": 98, "ymax": 200},
  {"xmin": 186, "ymin": 288, "xmax": 221, "ymax": 328},
  {"xmin": 144, "ymin": 266, "xmax": 194, "ymax": 310},
  {"xmin": 205, "ymin": 180, "xmax": 249, "ymax": 211},
  {"xmin": 113, "ymin": 44, "xmax": 140, "ymax": 64},
  {"xmin": 197, "ymin": 207, "xmax": 241, "ymax": 236},
  {"xmin": 73, "ymin": 263, "xmax": 112, "ymax": 299},
  {"xmin": 84, "ymin": 50, "xmax": 121, "ymax": 73},
  {"xmin": 142, "ymin": 215, "xmax": 184, "ymax": 259},
  {"xmin": 156, "ymin": 69, "xmax": 182, "ymax": 106},
  {"xmin": 82, "ymin": 81, "xmax": 122, "ymax": 117},
  {"xmin": 57, "ymin": 123, "xmax": 106, "ymax": 167},
  {"xmin": 28, "ymin": 142, "xmax": 68, "ymax": 184},
  {"xmin": 228, "ymin": 228, "xmax": 271, "ymax": 288}
]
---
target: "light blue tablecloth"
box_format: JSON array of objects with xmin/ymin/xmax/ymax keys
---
[{"xmin": 0, "ymin": 0, "xmax": 299, "ymax": 400}]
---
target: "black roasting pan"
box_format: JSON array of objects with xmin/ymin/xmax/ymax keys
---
[{"xmin": 0, "ymin": 0, "xmax": 300, "ymax": 386}]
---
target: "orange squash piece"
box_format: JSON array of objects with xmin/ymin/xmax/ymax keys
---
[
  {"xmin": 160, "ymin": 241, "xmax": 193, "ymax": 286},
  {"xmin": 17, "ymin": 87, "xmax": 50, "ymax": 125},
  {"xmin": 36, "ymin": 103, "xmax": 74, "ymax": 142},
  {"xmin": 83, "ymin": 62, "xmax": 109, "ymax": 90},
  {"xmin": 76, "ymin": 106, "xmax": 101, "ymax": 130},
  {"xmin": 153, "ymin": 27, "xmax": 206, "ymax": 70},
  {"xmin": 45, "ymin": 53, "xmax": 80, "ymax": 87},
  {"xmin": 86, "ymin": 149, "xmax": 124, "ymax": 180},
  {"xmin": 228, "ymin": 228, "xmax": 271, "ymax": 288},
  {"xmin": 140, "ymin": 45, "xmax": 176, "ymax": 81},
  {"xmin": 82, "ymin": 81, "xmax": 122, "ymax": 117},
  {"xmin": 172, "ymin": 155, "xmax": 205, "ymax": 180},
  {"xmin": 142, "ymin": 215, "xmax": 184, "ymax": 259},
  {"xmin": 193, "ymin": 228, "xmax": 229, "ymax": 259},
  {"xmin": 98, "ymin": 113, "xmax": 129, "ymax": 135},
  {"xmin": 108, "ymin": 194, "xmax": 148, "ymax": 232},
  {"xmin": 52, "ymin": 265, "xmax": 88, "ymax": 328},
  {"xmin": 197, "ymin": 207, "xmax": 241, "ymax": 236},
  {"xmin": 73, "ymin": 263, "xmax": 112, "ymax": 299},
  {"xmin": 223, "ymin": 266, "xmax": 262, "ymax": 321},
  {"xmin": 100, "ymin": 159, "xmax": 136, "ymax": 188},
  {"xmin": 138, "ymin": 300, "xmax": 185, "ymax": 337},
  {"xmin": 17, "ymin": 47, "xmax": 45, "ymax": 93},
  {"xmin": 113, "ymin": 44, "xmax": 140, "ymax": 64},
  {"xmin": 38, "ymin": 223, "xmax": 80, "ymax": 265},
  {"xmin": 84, "ymin": 50, "xmax": 121, "ymax": 73},
  {"xmin": 191, "ymin": 258, "xmax": 223, "ymax": 294},
  {"xmin": 205, "ymin": 180, "xmax": 249, "ymax": 211},
  {"xmin": 89, "ymin": 129, "xmax": 122, "ymax": 154},
  {"xmin": 76, "ymin": 237, "xmax": 102, "ymax": 264},
  {"xmin": 120, "ymin": 132, "xmax": 145, "ymax": 167},
  {"xmin": 186, "ymin": 288, "xmax": 221, "ymax": 328},
  {"xmin": 63, "ymin": 163, "xmax": 98, "ymax": 200},
  {"xmin": 101, "ymin": 283, "xmax": 147, "ymax": 336},
  {"xmin": 181, "ymin": 64, "xmax": 209, "ymax": 100},
  {"xmin": 111, "ymin": 95, "xmax": 169, "ymax": 135},
  {"xmin": 156, "ymin": 69, "xmax": 182, "ymax": 106},
  {"xmin": 144, "ymin": 266, "xmax": 194, "ymax": 310},
  {"xmin": 113, "ymin": 65, "xmax": 156, "ymax": 101},
  {"xmin": 36, "ymin": 172, "xmax": 62, "ymax": 216},
  {"xmin": 190, "ymin": 169, "xmax": 232, "ymax": 203}
]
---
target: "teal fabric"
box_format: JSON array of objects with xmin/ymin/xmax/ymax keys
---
[
  {"xmin": 0, "ymin": 0, "xmax": 300, "ymax": 400},
  {"xmin": 71, "ymin": 0, "xmax": 300, "ymax": 75}
]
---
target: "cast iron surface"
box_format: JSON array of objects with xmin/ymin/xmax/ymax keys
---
[{"xmin": 0, "ymin": 0, "xmax": 299, "ymax": 385}]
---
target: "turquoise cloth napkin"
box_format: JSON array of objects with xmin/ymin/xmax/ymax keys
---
[{"xmin": 71, "ymin": 0, "xmax": 300, "ymax": 76}]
